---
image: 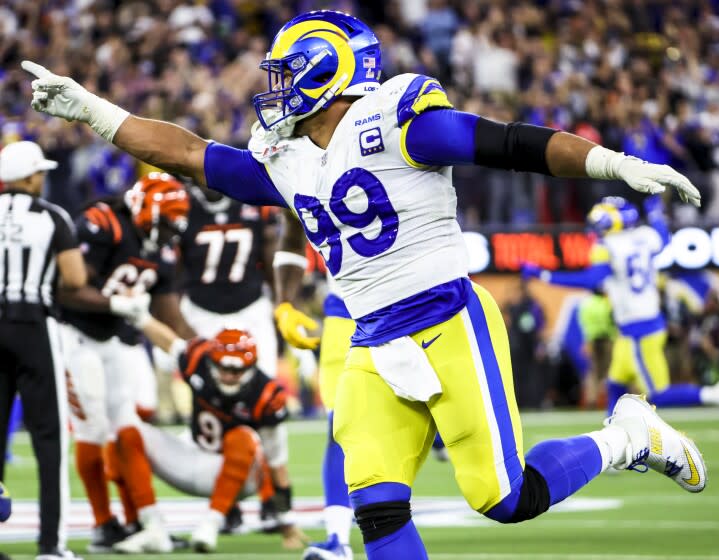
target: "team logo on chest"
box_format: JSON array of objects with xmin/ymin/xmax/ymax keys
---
[{"xmin": 359, "ymin": 127, "xmax": 384, "ymax": 156}]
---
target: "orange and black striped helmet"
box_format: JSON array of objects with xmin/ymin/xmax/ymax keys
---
[
  {"xmin": 124, "ymin": 172, "xmax": 189, "ymax": 239},
  {"xmin": 209, "ymin": 329, "xmax": 258, "ymax": 370}
]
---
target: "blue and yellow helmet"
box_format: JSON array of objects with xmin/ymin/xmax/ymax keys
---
[
  {"xmin": 587, "ymin": 196, "xmax": 639, "ymax": 235},
  {"xmin": 253, "ymin": 10, "xmax": 382, "ymax": 131}
]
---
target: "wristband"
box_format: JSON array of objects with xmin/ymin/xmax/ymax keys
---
[
  {"xmin": 273, "ymin": 250, "xmax": 308, "ymax": 270},
  {"xmin": 87, "ymin": 95, "xmax": 130, "ymax": 142}
]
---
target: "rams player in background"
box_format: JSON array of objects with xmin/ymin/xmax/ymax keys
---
[
  {"xmin": 273, "ymin": 209, "xmax": 355, "ymax": 559},
  {"xmin": 24, "ymin": 10, "xmax": 707, "ymax": 559},
  {"xmin": 523, "ymin": 195, "xmax": 719, "ymax": 414}
]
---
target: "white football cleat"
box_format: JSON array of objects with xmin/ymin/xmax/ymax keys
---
[
  {"xmin": 303, "ymin": 533, "xmax": 353, "ymax": 560},
  {"xmin": 432, "ymin": 445, "xmax": 450, "ymax": 462},
  {"xmin": 113, "ymin": 516, "xmax": 172, "ymax": 554},
  {"xmin": 191, "ymin": 511, "xmax": 223, "ymax": 553},
  {"xmin": 606, "ymin": 394, "xmax": 706, "ymax": 492}
]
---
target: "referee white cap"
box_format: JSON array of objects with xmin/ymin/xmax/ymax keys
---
[{"xmin": 0, "ymin": 141, "xmax": 58, "ymax": 182}]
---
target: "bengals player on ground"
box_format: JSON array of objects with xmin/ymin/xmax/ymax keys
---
[
  {"xmin": 127, "ymin": 309, "xmax": 307, "ymax": 552},
  {"xmin": 167, "ymin": 184, "xmax": 295, "ymax": 530}
]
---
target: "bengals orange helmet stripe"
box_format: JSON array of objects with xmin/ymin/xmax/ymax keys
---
[
  {"xmin": 209, "ymin": 329, "xmax": 258, "ymax": 370},
  {"xmin": 124, "ymin": 172, "xmax": 189, "ymax": 234}
]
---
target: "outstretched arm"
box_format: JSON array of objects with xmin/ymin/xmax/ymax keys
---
[
  {"xmin": 522, "ymin": 262, "xmax": 613, "ymax": 290},
  {"xmin": 138, "ymin": 314, "xmax": 185, "ymax": 360},
  {"xmin": 404, "ymin": 109, "xmax": 701, "ymax": 206},
  {"xmin": 113, "ymin": 116, "xmax": 208, "ymax": 186},
  {"xmin": 23, "ymin": 61, "xmax": 286, "ymax": 206},
  {"xmin": 23, "ymin": 61, "xmax": 208, "ymax": 186}
]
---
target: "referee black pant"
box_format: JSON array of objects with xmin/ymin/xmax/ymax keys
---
[{"xmin": 0, "ymin": 317, "xmax": 69, "ymax": 552}]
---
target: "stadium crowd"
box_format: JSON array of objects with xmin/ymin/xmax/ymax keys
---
[{"xmin": 1, "ymin": 0, "xmax": 719, "ymax": 226}]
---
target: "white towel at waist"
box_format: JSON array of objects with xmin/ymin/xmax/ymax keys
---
[{"xmin": 369, "ymin": 336, "xmax": 442, "ymax": 402}]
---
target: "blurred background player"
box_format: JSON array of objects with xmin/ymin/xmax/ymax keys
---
[
  {"xmin": 273, "ymin": 210, "xmax": 353, "ymax": 560},
  {"xmin": 171, "ymin": 182, "xmax": 295, "ymax": 530},
  {"xmin": 128, "ymin": 308, "xmax": 306, "ymax": 552},
  {"xmin": 549, "ymin": 292, "xmax": 615, "ymax": 409},
  {"xmin": 523, "ymin": 195, "xmax": 719, "ymax": 413},
  {"xmin": 59, "ymin": 172, "xmax": 195, "ymax": 553}
]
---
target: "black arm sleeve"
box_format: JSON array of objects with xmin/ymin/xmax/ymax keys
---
[{"xmin": 474, "ymin": 118, "xmax": 558, "ymax": 175}]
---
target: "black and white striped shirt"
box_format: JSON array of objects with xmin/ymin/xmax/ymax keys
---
[{"xmin": 0, "ymin": 189, "xmax": 77, "ymax": 321}]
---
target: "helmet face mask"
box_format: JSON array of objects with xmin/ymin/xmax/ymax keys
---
[
  {"xmin": 253, "ymin": 10, "xmax": 382, "ymax": 132},
  {"xmin": 208, "ymin": 329, "xmax": 258, "ymax": 396}
]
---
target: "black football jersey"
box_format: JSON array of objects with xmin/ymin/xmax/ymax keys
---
[
  {"xmin": 61, "ymin": 200, "xmax": 177, "ymax": 343},
  {"xmin": 179, "ymin": 188, "xmax": 276, "ymax": 313},
  {"xmin": 179, "ymin": 337, "xmax": 288, "ymax": 453}
]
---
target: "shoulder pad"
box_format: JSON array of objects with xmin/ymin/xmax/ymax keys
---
[
  {"xmin": 378, "ymin": 73, "xmax": 453, "ymax": 128},
  {"xmin": 80, "ymin": 203, "xmax": 123, "ymax": 244},
  {"xmin": 182, "ymin": 337, "xmax": 214, "ymax": 376}
]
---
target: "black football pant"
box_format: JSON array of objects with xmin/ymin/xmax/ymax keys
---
[{"xmin": 0, "ymin": 317, "xmax": 68, "ymax": 552}]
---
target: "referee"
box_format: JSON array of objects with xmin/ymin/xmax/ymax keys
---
[{"xmin": 0, "ymin": 141, "xmax": 83, "ymax": 560}]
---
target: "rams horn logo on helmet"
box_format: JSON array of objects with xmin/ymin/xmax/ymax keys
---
[{"xmin": 253, "ymin": 11, "xmax": 382, "ymax": 131}]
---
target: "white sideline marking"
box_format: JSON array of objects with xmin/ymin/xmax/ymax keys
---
[
  {"xmin": 0, "ymin": 496, "xmax": 622, "ymax": 543},
  {"xmin": 7, "ymin": 407, "xmax": 719, "ymax": 443},
  {"xmin": 8, "ymin": 555, "xmax": 715, "ymax": 560}
]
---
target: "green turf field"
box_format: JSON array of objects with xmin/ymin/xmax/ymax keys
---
[{"xmin": 2, "ymin": 408, "xmax": 718, "ymax": 559}]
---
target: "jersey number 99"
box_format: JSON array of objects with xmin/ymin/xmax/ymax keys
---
[{"xmin": 294, "ymin": 168, "xmax": 399, "ymax": 275}]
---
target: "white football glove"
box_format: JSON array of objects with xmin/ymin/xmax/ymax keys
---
[
  {"xmin": 585, "ymin": 146, "xmax": 701, "ymax": 207},
  {"xmin": 109, "ymin": 293, "xmax": 152, "ymax": 328},
  {"xmin": 21, "ymin": 60, "xmax": 129, "ymax": 142}
]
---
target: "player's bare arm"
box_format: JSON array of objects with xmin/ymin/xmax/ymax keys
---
[
  {"xmin": 137, "ymin": 314, "xmax": 181, "ymax": 358},
  {"xmin": 56, "ymin": 248, "xmax": 87, "ymax": 289},
  {"xmin": 150, "ymin": 293, "xmax": 196, "ymax": 339},
  {"xmin": 261, "ymin": 219, "xmax": 280, "ymax": 300},
  {"xmin": 56, "ymin": 251, "xmax": 152, "ymax": 320},
  {"xmin": 273, "ymin": 209, "xmax": 307, "ymax": 305},
  {"xmin": 273, "ymin": 209, "xmax": 319, "ymax": 350}
]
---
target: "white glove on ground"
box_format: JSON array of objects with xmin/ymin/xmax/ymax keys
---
[
  {"xmin": 22, "ymin": 60, "xmax": 129, "ymax": 142},
  {"xmin": 585, "ymin": 145, "xmax": 701, "ymax": 207},
  {"xmin": 109, "ymin": 293, "xmax": 151, "ymax": 328}
]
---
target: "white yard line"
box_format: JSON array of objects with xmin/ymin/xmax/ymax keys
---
[{"xmin": 7, "ymin": 554, "xmax": 716, "ymax": 560}]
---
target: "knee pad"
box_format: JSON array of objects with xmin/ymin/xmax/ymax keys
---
[
  {"xmin": 355, "ymin": 501, "xmax": 411, "ymax": 543},
  {"xmin": 485, "ymin": 466, "xmax": 549, "ymax": 524}
]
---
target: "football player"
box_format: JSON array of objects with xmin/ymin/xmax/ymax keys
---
[
  {"xmin": 523, "ymin": 195, "xmax": 719, "ymax": 413},
  {"xmin": 123, "ymin": 311, "xmax": 306, "ymax": 552},
  {"xmin": 25, "ymin": 10, "xmax": 708, "ymax": 558},
  {"xmin": 59, "ymin": 172, "xmax": 195, "ymax": 553},
  {"xmin": 274, "ymin": 211, "xmax": 452, "ymax": 559}
]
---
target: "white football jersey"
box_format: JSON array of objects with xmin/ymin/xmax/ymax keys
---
[
  {"xmin": 250, "ymin": 74, "xmax": 467, "ymax": 319},
  {"xmin": 597, "ymin": 225, "xmax": 664, "ymax": 327}
]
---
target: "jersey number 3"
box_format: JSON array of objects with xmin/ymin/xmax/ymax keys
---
[{"xmin": 293, "ymin": 168, "xmax": 399, "ymax": 275}]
